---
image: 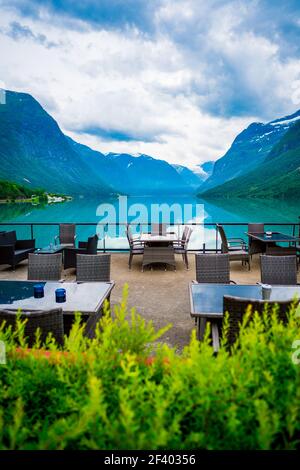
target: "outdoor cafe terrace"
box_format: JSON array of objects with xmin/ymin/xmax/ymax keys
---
[{"xmin": 1, "ymin": 221, "xmax": 300, "ymax": 351}]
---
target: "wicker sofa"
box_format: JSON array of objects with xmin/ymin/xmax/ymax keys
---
[{"xmin": 0, "ymin": 231, "xmax": 35, "ymax": 270}]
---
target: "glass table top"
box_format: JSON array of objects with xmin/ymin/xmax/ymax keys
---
[
  {"xmin": 0, "ymin": 280, "xmax": 114, "ymax": 314},
  {"xmin": 140, "ymin": 233, "xmax": 178, "ymax": 242},
  {"xmin": 190, "ymin": 283, "xmax": 300, "ymax": 317},
  {"xmin": 35, "ymin": 245, "xmax": 65, "ymax": 253},
  {"xmin": 246, "ymin": 231, "xmax": 300, "ymax": 242}
]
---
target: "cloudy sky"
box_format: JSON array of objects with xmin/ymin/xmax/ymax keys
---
[{"xmin": 0, "ymin": 0, "xmax": 300, "ymax": 170}]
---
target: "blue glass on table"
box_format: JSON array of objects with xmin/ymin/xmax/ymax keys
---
[
  {"xmin": 55, "ymin": 288, "xmax": 66, "ymax": 303},
  {"xmin": 34, "ymin": 284, "xmax": 44, "ymax": 298}
]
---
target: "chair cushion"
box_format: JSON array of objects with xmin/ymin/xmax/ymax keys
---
[
  {"xmin": 14, "ymin": 248, "xmax": 34, "ymax": 258},
  {"xmin": 132, "ymin": 246, "xmax": 144, "ymax": 253},
  {"xmin": 228, "ymin": 245, "xmax": 245, "ymax": 251},
  {"xmin": 229, "ymin": 250, "xmax": 249, "ymax": 260},
  {"xmin": 174, "ymin": 247, "xmax": 185, "ymax": 253},
  {"xmin": 132, "ymin": 243, "xmax": 144, "ymax": 249}
]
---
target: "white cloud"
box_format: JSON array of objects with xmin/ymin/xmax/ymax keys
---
[{"xmin": 0, "ymin": 1, "xmax": 300, "ymax": 169}]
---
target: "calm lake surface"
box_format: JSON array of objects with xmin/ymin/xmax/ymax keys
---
[{"xmin": 0, "ymin": 196, "xmax": 299, "ymax": 250}]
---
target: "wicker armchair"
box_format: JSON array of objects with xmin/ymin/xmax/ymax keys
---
[
  {"xmin": 28, "ymin": 253, "xmax": 62, "ymax": 281},
  {"xmin": 64, "ymin": 235, "xmax": 98, "ymax": 269},
  {"xmin": 76, "ymin": 254, "xmax": 111, "ymax": 282},
  {"xmin": 194, "ymin": 253, "xmax": 235, "ymax": 284},
  {"xmin": 173, "ymin": 227, "xmax": 192, "ymax": 269},
  {"xmin": 0, "ymin": 308, "xmax": 64, "ymax": 346},
  {"xmin": 55, "ymin": 224, "xmax": 76, "ymax": 247},
  {"xmin": 216, "ymin": 224, "xmax": 250, "ymax": 270},
  {"xmin": 210, "ymin": 295, "xmax": 297, "ymax": 352},
  {"xmin": 260, "ymin": 255, "xmax": 297, "ymax": 285},
  {"xmin": 173, "ymin": 226, "xmax": 189, "ymax": 249},
  {"xmin": 126, "ymin": 225, "xmax": 144, "ymax": 269},
  {"xmin": 248, "ymin": 223, "xmax": 265, "ymax": 257},
  {"xmin": 211, "ymin": 295, "xmax": 298, "ymax": 352}
]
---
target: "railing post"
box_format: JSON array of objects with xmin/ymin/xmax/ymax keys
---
[
  {"xmin": 103, "ymin": 223, "xmax": 108, "ymax": 253},
  {"xmin": 215, "ymin": 224, "xmax": 218, "ymax": 253},
  {"xmin": 31, "ymin": 224, "xmax": 34, "ymax": 240}
]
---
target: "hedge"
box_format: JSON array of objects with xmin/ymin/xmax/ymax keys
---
[{"xmin": 0, "ymin": 285, "xmax": 300, "ymax": 450}]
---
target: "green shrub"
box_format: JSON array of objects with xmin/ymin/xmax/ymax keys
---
[{"xmin": 0, "ymin": 285, "xmax": 300, "ymax": 450}]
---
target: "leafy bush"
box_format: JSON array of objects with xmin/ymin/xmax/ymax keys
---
[{"xmin": 0, "ymin": 285, "xmax": 300, "ymax": 450}]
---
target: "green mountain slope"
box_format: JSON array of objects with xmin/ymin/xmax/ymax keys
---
[
  {"xmin": 0, "ymin": 90, "xmax": 114, "ymax": 196},
  {"xmin": 200, "ymin": 110, "xmax": 300, "ymax": 192},
  {"xmin": 0, "ymin": 90, "xmax": 200, "ymax": 196},
  {"xmin": 0, "ymin": 179, "xmax": 45, "ymax": 199},
  {"xmin": 200, "ymin": 119, "xmax": 300, "ymax": 199}
]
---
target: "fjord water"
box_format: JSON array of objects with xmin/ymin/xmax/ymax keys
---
[{"xmin": 0, "ymin": 196, "xmax": 299, "ymax": 250}]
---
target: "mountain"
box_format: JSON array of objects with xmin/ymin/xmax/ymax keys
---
[
  {"xmin": 172, "ymin": 164, "xmax": 206, "ymax": 189},
  {"xmin": 106, "ymin": 153, "xmax": 192, "ymax": 194},
  {"xmin": 201, "ymin": 119, "xmax": 300, "ymax": 198},
  {"xmin": 199, "ymin": 161, "xmax": 214, "ymax": 178},
  {"xmin": 66, "ymin": 138, "xmax": 125, "ymax": 191},
  {"xmin": 200, "ymin": 109, "xmax": 300, "ymax": 192},
  {"xmin": 0, "ymin": 90, "xmax": 197, "ymax": 196},
  {"xmin": 0, "ymin": 90, "xmax": 114, "ymax": 196}
]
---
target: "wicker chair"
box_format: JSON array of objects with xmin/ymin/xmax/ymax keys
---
[
  {"xmin": 28, "ymin": 253, "xmax": 62, "ymax": 281},
  {"xmin": 260, "ymin": 255, "xmax": 297, "ymax": 285},
  {"xmin": 216, "ymin": 224, "xmax": 250, "ymax": 270},
  {"xmin": 126, "ymin": 225, "xmax": 144, "ymax": 269},
  {"xmin": 64, "ymin": 235, "xmax": 98, "ymax": 270},
  {"xmin": 211, "ymin": 295, "xmax": 298, "ymax": 352},
  {"xmin": 173, "ymin": 226, "xmax": 189, "ymax": 247},
  {"xmin": 248, "ymin": 223, "xmax": 265, "ymax": 257},
  {"xmin": 55, "ymin": 224, "xmax": 76, "ymax": 247},
  {"xmin": 0, "ymin": 308, "xmax": 64, "ymax": 346},
  {"xmin": 76, "ymin": 254, "xmax": 111, "ymax": 282},
  {"xmin": 173, "ymin": 227, "xmax": 193, "ymax": 269},
  {"xmin": 194, "ymin": 253, "xmax": 235, "ymax": 283}
]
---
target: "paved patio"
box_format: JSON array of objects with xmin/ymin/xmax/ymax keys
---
[{"xmin": 1, "ymin": 253, "xmax": 297, "ymax": 351}]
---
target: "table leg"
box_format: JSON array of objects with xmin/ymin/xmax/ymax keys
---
[{"xmin": 198, "ymin": 318, "xmax": 207, "ymax": 341}]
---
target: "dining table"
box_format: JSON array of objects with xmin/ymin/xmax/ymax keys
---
[
  {"xmin": 189, "ymin": 282, "xmax": 300, "ymax": 340},
  {"xmin": 139, "ymin": 233, "xmax": 178, "ymax": 270},
  {"xmin": 0, "ymin": 280, "xmax": 115, "ymax": 337},
  {"xmin": 246, "ymin": 231, "xmax": 300, "ymax": 246}
]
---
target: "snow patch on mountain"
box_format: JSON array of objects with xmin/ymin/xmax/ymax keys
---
[{"xmin": 270, "ymin": 115, "xmax": 300, "ymax": 126}]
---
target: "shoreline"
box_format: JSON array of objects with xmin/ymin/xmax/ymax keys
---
[{"xmin": 0, "ymin": 196, "xmax": 72, "ymax": 205}]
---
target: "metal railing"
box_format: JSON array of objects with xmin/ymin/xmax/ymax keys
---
[{"xmin": 0, "ymin": 221, "xmax": 299, "ymax": 253}]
